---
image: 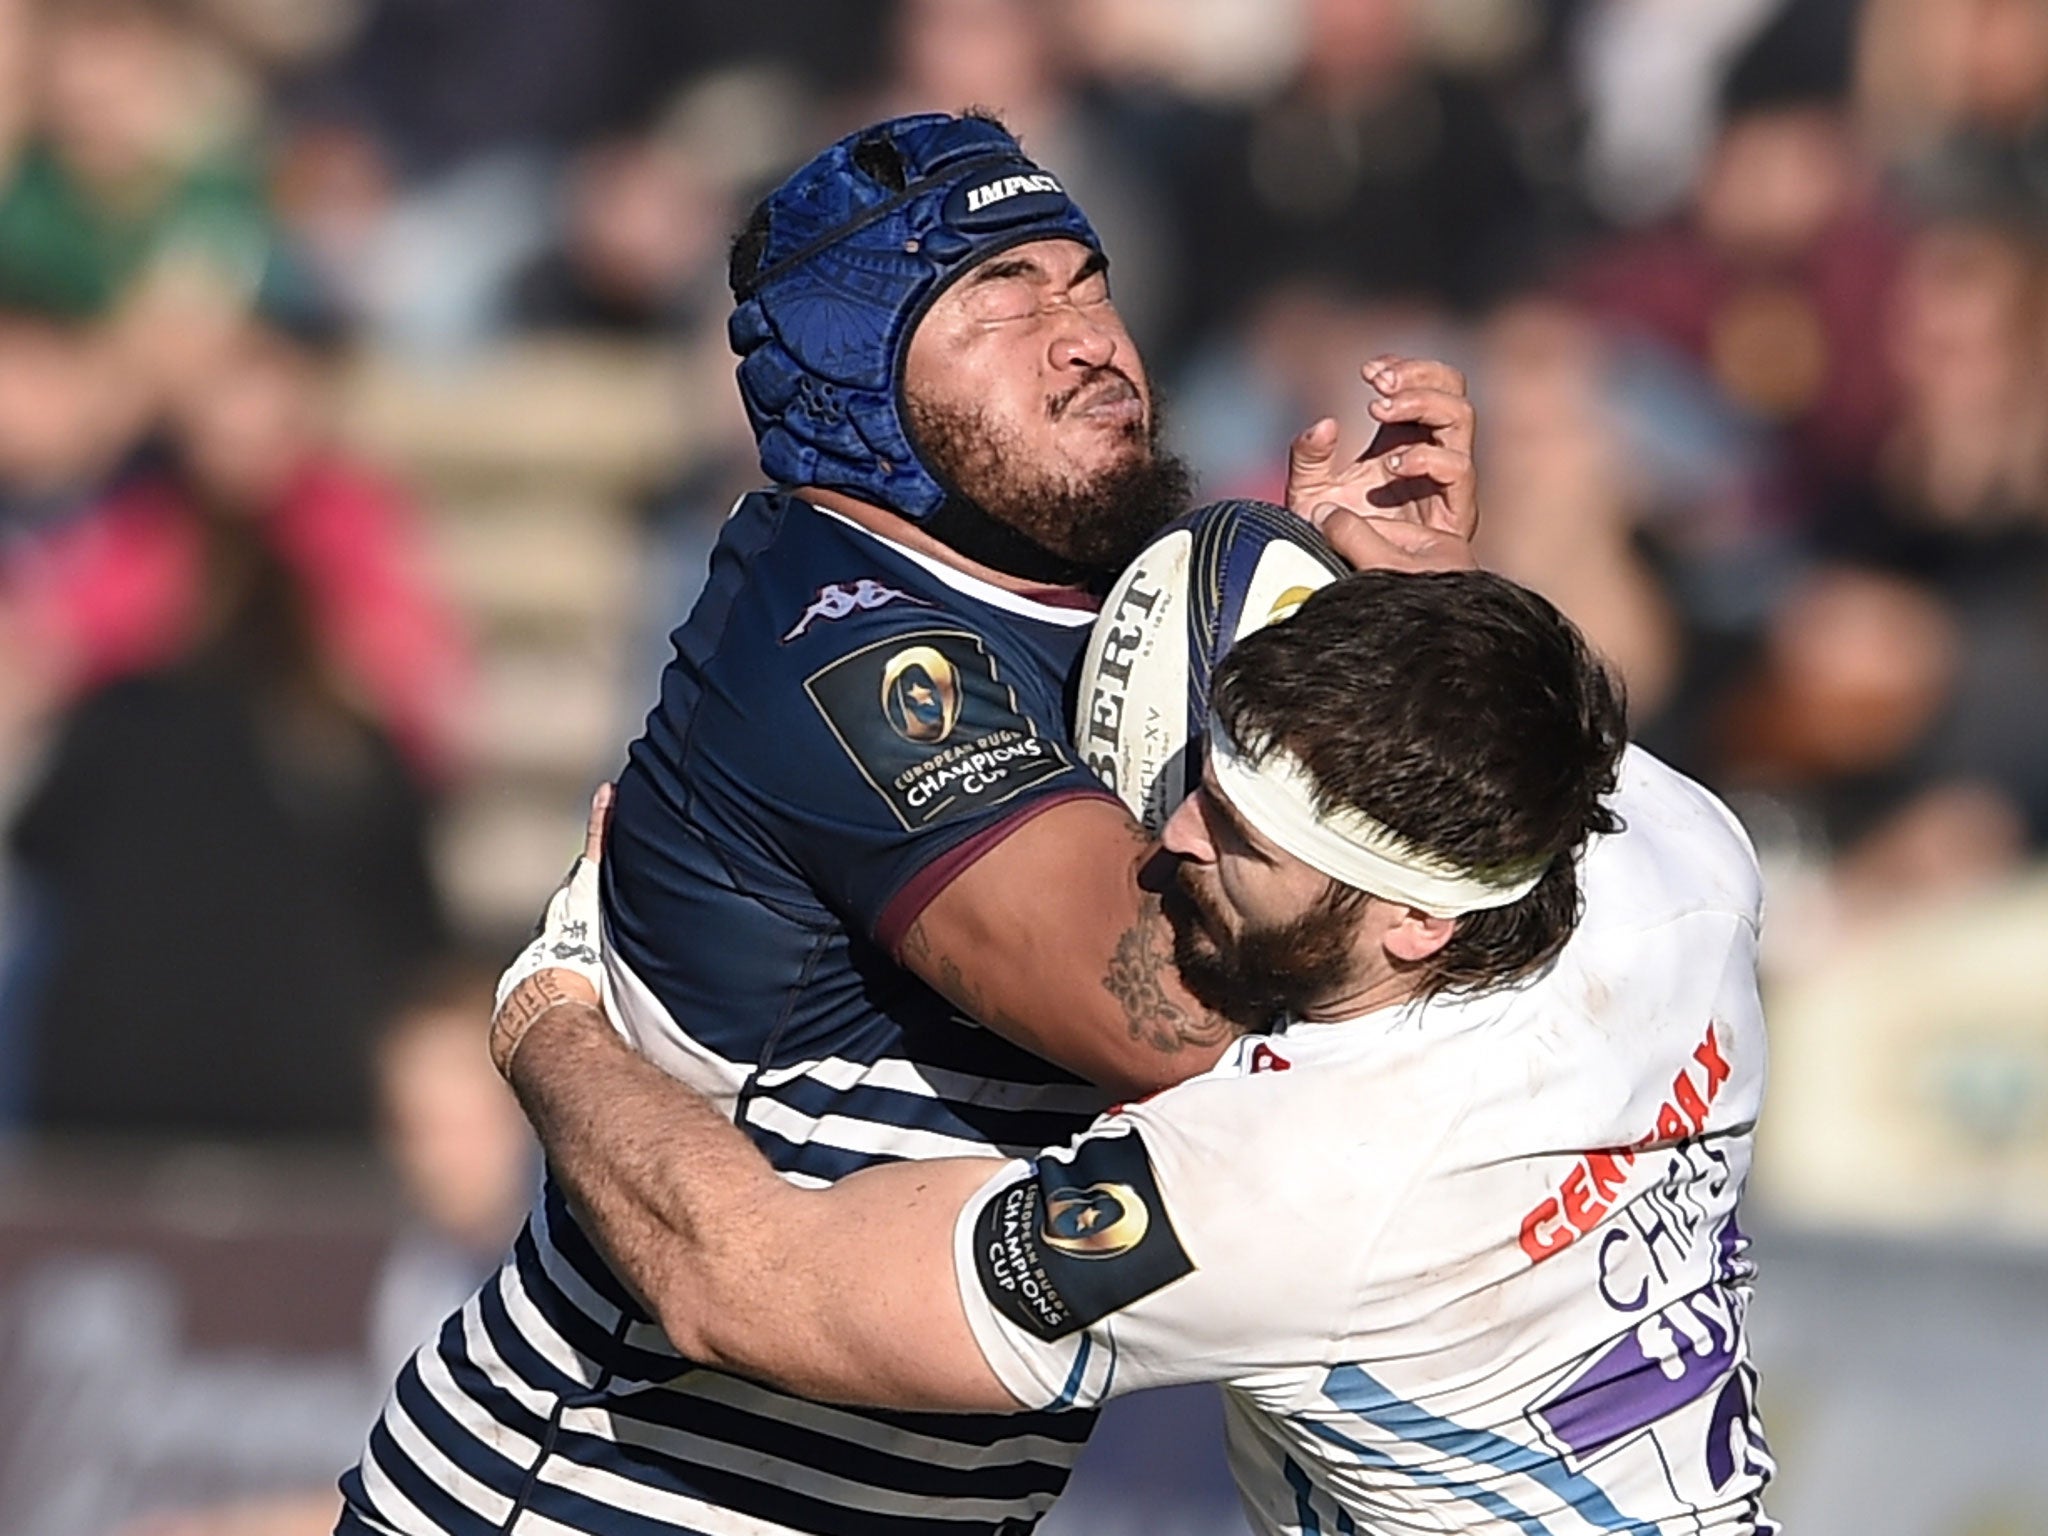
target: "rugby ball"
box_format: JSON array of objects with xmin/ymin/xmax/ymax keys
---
[{"xmin": 1074, "ymin": 500, "xmax": 1347, "ymax": 831}]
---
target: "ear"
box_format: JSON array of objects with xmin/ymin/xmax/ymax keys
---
[{"xmin": 1383, "ymin": 909, "xmax": 1456, "ymax": 964}]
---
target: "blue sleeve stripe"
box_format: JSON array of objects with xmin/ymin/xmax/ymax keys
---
[{"xmin": 1321, "ymin": 1364, "xmax": 1653, "ymax": 1532}]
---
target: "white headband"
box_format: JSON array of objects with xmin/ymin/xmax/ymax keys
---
[{"xmin": 1204, "ymin": 715, "xmax": 1549, "ymax": 918}]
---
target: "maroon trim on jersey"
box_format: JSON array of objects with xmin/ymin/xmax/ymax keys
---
[
  {"xmin": 1006, "ymin": 583, "xmax": 1102, "ymax": 613},
  {"xmin": 877, "ymin": 784, "xmax": 1125, "ymax": 959}
]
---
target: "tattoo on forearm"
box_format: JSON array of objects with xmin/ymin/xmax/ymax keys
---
[
  {"xmin": 492, "ymin": 971, "xmax": 585, "ymax": 1078},
  {"xmin": 1103, "ymin": 895, "xmax": 1238, "ymax": 1053}
]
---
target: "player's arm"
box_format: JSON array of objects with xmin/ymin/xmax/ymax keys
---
[
  {"xmin": 495, "ymin": 810, "xmax": 1338, "ymax": 1414},
  {"xmin": 896, "ymin": 796, "xmax": 1233, "ymax": 1097},
  {"xmin": 493, "ymin": 790, "xmax": 1198, "ymax": 1408},
  {"xmin": 501, "ymin": 972, "xmax": 1315, "ymax": 1420},
  {"xmin": 496, "ymin": 976, "xmax": 1018, "ymax": 1413}
]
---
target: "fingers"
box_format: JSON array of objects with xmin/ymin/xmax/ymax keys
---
[
  {"xmin": 1377, "ymin": 443, "xmax": 1473, "ymax": 493},
  {"xmin": 1292, "ymin": 416, "xmax": 1340, "ymax": 458},
  {"xmin": 1287, "ymin": 417, "xmax": 1341, "ymax": 478},
  {"xmin": 1363, "ymin": 355, "xmax": 1467, "ymax": 399},
  {"xmin": 1367, "ymin": 386, "xmax": 1475, "ymax": 452},
  {"xmin": 1283, "ymin": 416, "xmax": 1342, "ymax": 518},
  {"xmin": 1316, "ymin": 508, "xmax": 1482, "ymax": 574},
  {"xmin": 584, "ymin": 782, "xmax": 615, "ymax": 863}
]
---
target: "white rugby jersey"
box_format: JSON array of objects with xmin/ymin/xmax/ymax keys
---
[{"xmin": 953, "ymin": 748, "xmax": 1778, "ymax": 1535}]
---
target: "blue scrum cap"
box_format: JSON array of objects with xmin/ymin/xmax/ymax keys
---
[{"xmin": 728, "ymin": 112, "xmax": 1102, "ymax": 520}]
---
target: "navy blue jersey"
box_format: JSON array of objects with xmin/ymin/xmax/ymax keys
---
[{"xmin": 343, "ymin": 493, "xmax": 1122, "ymax": 1536}]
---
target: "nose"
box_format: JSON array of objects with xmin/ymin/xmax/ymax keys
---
[
  {"xmin": 1160, "ymin": 786, "xmax": 1215, "ymax": 863},
  {"xmin": 1049, "ymin": 307, "xmax": 1117, "ymax": 372}
]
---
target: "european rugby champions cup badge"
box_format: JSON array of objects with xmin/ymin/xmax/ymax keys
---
[
  {"xmin": 804, "ymin": 629, "xmax": 1075, "ymax": 831},
  {"xmin": 1041, "ymin": 1181, "xmax": 1149, "ymax": 1258},
  {"xmin": 974, "ymin": 1131, "xmax": 1192, "ymax": 1341},
  {"xmin": 880, "ymin": 646, "xmax": 960, "ymax": 744}
]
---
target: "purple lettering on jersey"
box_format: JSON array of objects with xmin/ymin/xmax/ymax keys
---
[{"xmin": 1532, "ymin": 1285, "xmax": 1738, "ymax": 1460}]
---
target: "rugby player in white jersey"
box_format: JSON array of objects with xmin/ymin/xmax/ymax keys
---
[{"xmin": 495, "ymin": 569, "xmax": 1776, "ymax": 1534}]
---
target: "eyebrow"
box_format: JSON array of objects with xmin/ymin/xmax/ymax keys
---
[
  {"xmin": 965, "ymin": 250, "xmax": 1109, "ymax": 290},
  {"xmin": 966, "ymin": 255, "xmax": 1045, "ymax": 286},
  {"xmin": 1199, "ymin": 769, "xmax": 1266, "ymax": 854}
]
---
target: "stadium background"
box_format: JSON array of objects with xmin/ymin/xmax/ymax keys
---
[{"xmin": 0, "ymin": 0, "xmax": 2045, "ymax": 1529}]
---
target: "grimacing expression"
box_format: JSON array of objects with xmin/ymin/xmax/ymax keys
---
[{"xmin": 902, "ymin": 238, "xmax": 1190, "ymax": 571}]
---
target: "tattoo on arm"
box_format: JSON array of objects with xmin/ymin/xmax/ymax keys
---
[
  {"xmin": 1102, "ymin": 893, "xmax": 1237, "ymax": 1053},
  {"xmin": 902, "ymin": 918, "xmax": 1044, "ymax": 1042},
  {"xmin": 492, "ymin": 971, "xmax": 591, "ymax": 1077},
  {"xmin": 902, "ymin": 893, "xmax": 1238, "ymax": 1060}
]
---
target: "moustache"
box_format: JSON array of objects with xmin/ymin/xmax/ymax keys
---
[
  {"xmin": 1169, "ymin": 862, "xmax": 1230, "ymax": 939},
  {"xmin": 1049, "ymin": 368, "xmax": 1139, "ymax": 422}
]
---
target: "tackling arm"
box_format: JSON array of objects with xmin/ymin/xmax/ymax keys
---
[
  {"xmin": 485, "ymin": 795, "xmax": 1020, "ymax": 1411},
  {"xmin": 501, "ymin": 993, "xmax": 1017, "ymax": 1412}
]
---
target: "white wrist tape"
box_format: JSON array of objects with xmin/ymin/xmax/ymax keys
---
[
  {"xmin": 495, "ymin": 855, "xmax": 607, "ymax": 1017},
  {"xmin": 1206, "ymin": 716, "xmax": 1548, "ymax": 918}
]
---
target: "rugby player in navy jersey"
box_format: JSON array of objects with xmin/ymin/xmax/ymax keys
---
[{"xmin": 339, "ymin": 111, "xmax": 1475, "ymax": 1536}]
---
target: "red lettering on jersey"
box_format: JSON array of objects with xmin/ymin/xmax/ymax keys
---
[
  {"xmin": 1560, "ymin": 1164, "xmax": 1608, "ymax": 1235},
  {"xmin": 1519, "ymin": 1199, "xmax": 1572, "ymax": 1262},
  {"xmin": 1672, "ymin": 1070, "xmax": 1710, "ymax": 1134},
  {"xmin": 1585, "ymin": 1150, "xmax": 1629, "ymax": 1203},
  {"xmin": 1693, "ymin": 1029, "xmax": 1732, "ymax": 1095},
  {"xmin": 1517, "ymin": 1021, "xmax": 1735, "ymax": 1264}
]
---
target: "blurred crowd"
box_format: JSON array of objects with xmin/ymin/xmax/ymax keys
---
[
  {"xmin": 1, "ymin": 0, "xmax": 2047, "ymax": 1160},
  {"xmin": 3, "ymin": 0, "xmax": 2048, "ymax": 1529}
]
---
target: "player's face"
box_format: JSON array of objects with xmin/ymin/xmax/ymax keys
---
[
  {"xmin": 902, "ymin": 238, "xmax": 1188, "ymax": 571},
  {"xmin": 1158, "ymin": 774, "xmax": 1377, "ymax": 1025}
]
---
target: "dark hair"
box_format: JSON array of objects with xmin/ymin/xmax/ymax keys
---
[{"xmin": 1211, "ymin": 570, "xmax": 1628, "ymax": 998}]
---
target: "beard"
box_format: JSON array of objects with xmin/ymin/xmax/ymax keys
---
[
  {"xmin": 1166, "ymin": 864, "xmax": 1362, "ymax": 1030},
  {"xmin": 905, "ymin": 369, "xmax": 1193, "ymax": 575}
]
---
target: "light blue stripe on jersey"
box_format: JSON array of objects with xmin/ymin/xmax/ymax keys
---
[
  {"xmin": 1319, "ymin": 1364, "xmax": 1655, "ymax": 1534},
  {"xmin": 1300, "ymin": 1416, "xmax": 1558, "ymax": 1536}
]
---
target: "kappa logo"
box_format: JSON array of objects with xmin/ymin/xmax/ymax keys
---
[
  {"xmin": 782, "ymin": 579, "xmax": 931, "ymax": 641},
  {"xmin": 964, "ymin": 172, "xmax": 1063, "ymax": 213}
]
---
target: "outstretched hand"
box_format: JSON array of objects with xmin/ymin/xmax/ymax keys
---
[
  {"xmin": 491, "ymin": 783, "xmax": 615, "ymax": 1077},
  {"xmin": 1284, "ymin": 355, "xmax": 1479, "ymax": 574}
]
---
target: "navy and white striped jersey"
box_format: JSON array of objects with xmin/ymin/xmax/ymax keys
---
[{"xmin": 340, "ymin": 492, "xmax": 1123, "ymax": 1536}]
